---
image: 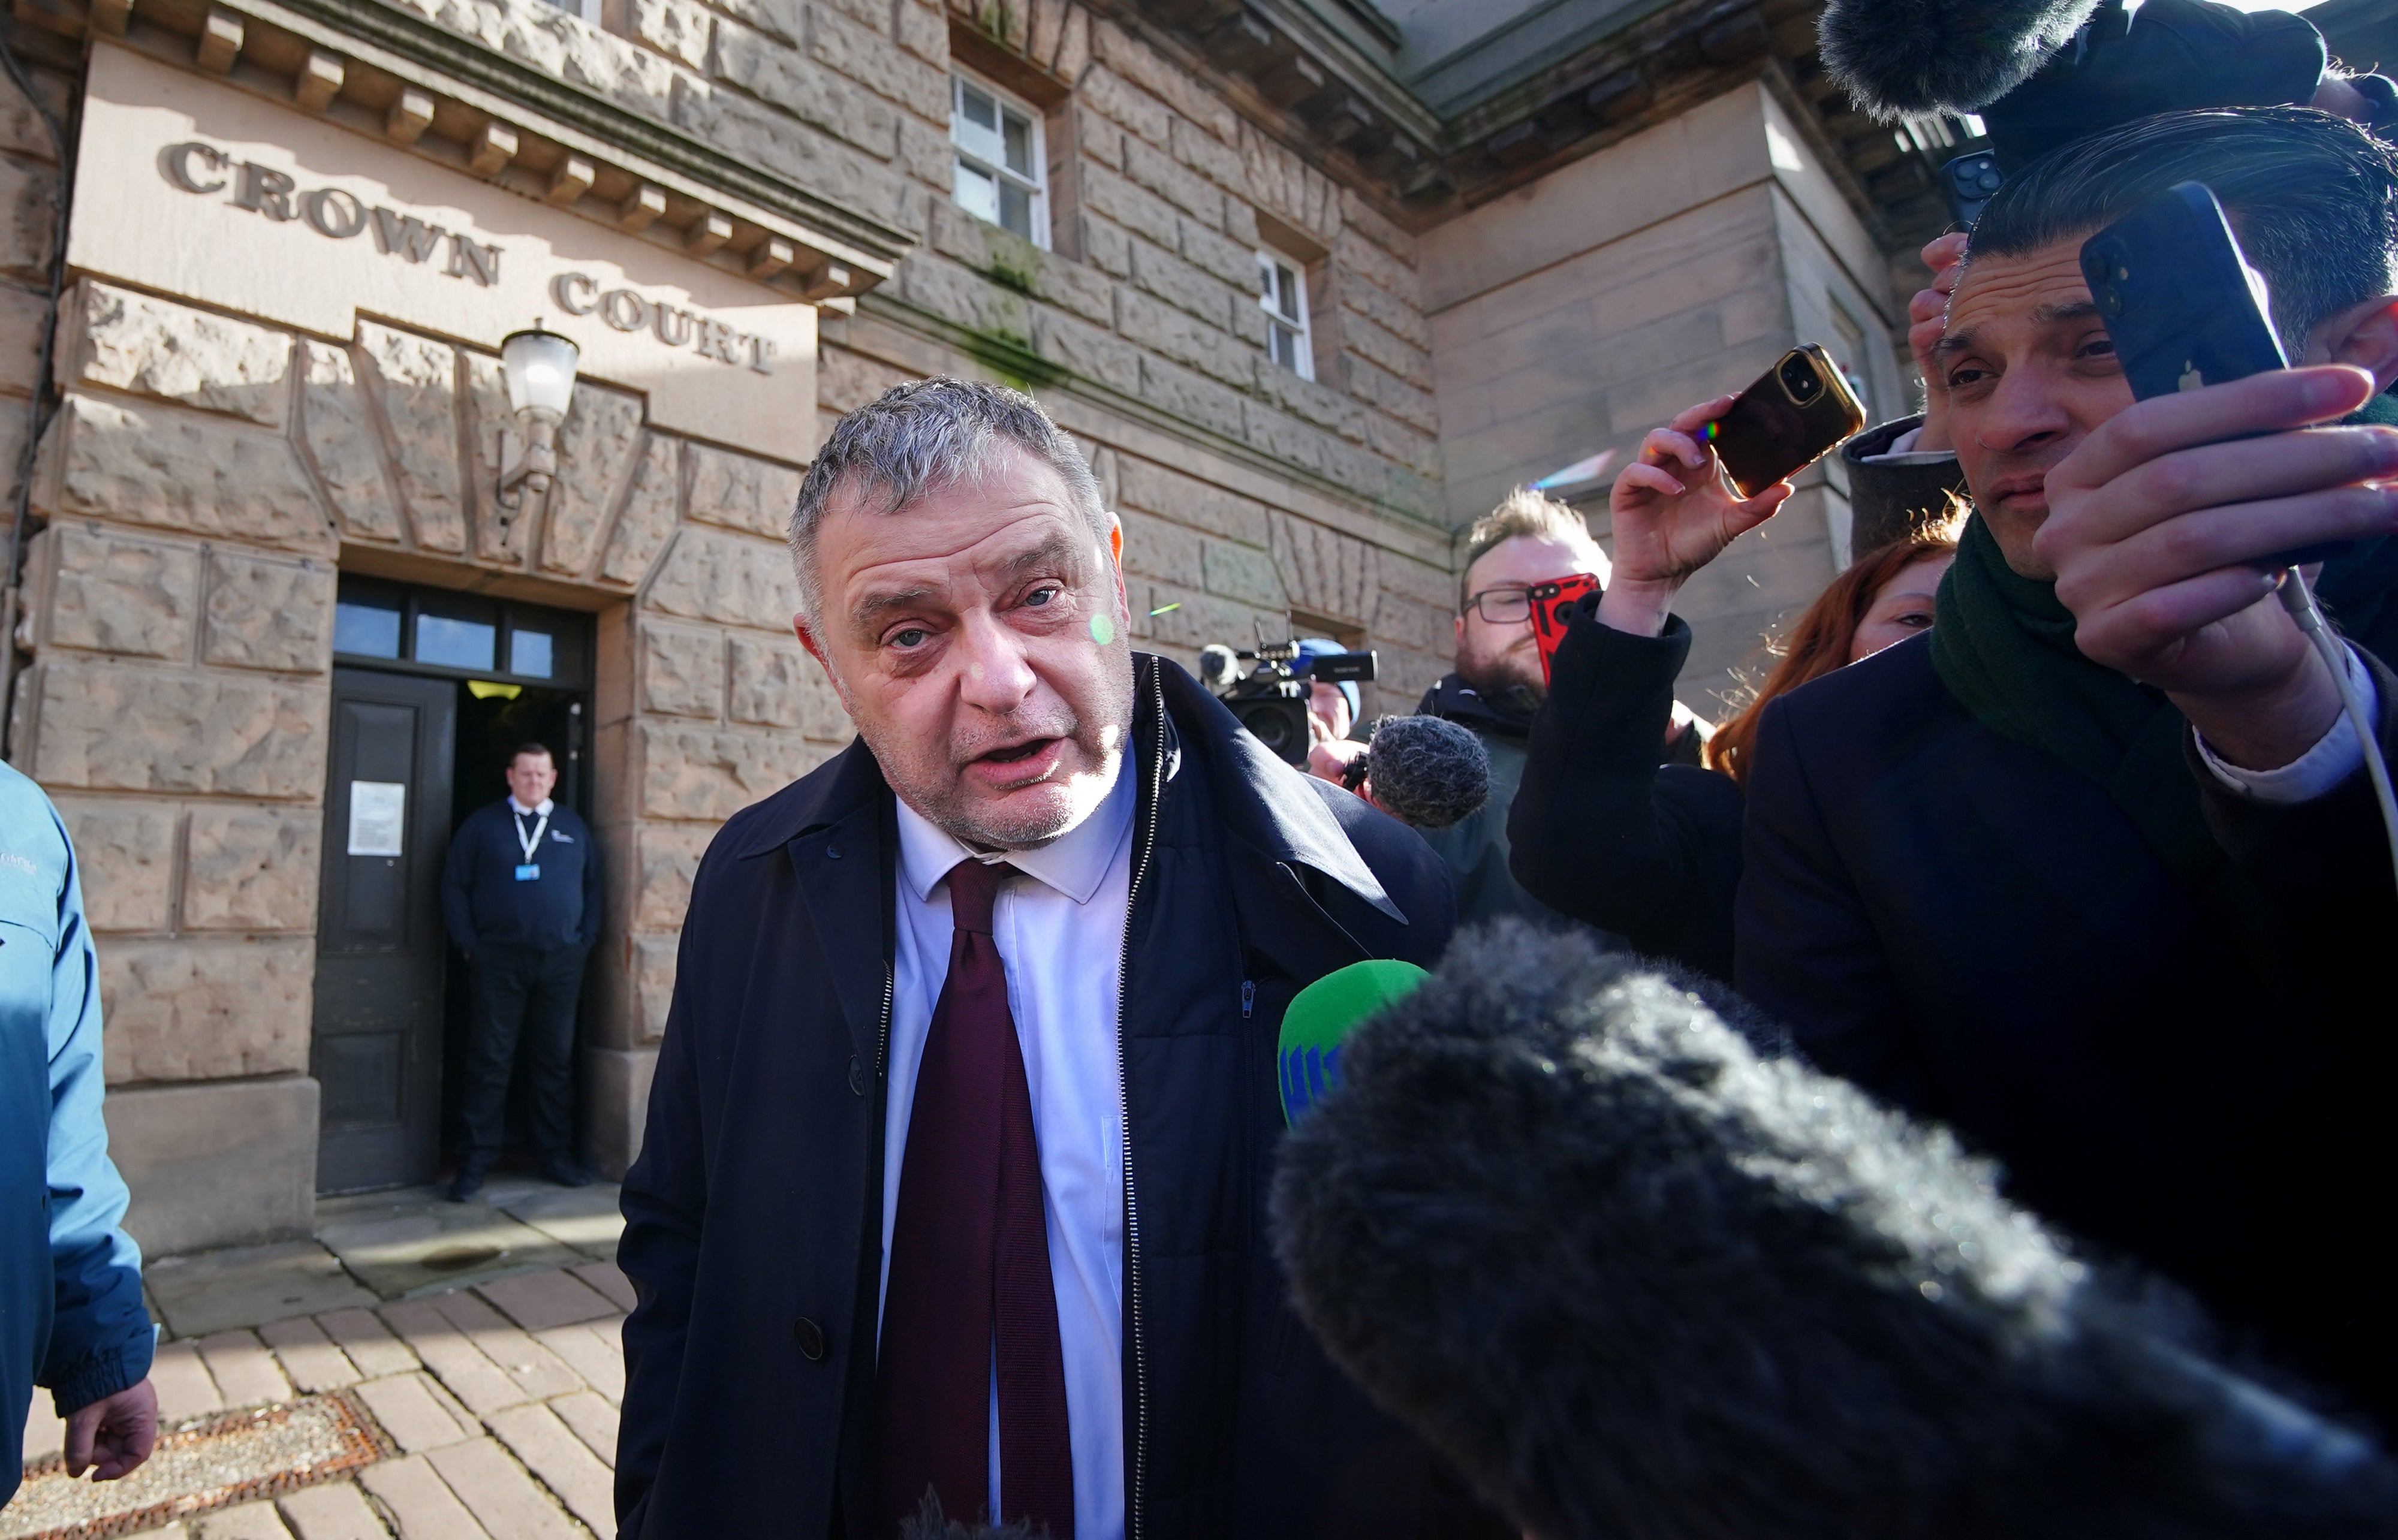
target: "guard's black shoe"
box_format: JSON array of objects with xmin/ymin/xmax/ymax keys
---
[
  {"xmin": 446, "ymin": 1169, "xmax": 486, "ymax": 1203},
  {"xmin": 543, "ymin": 1159, "xmax": 592, "ymax": 1189}
]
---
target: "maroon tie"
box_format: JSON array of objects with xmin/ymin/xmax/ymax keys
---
[{"xmin": 876, "ymin": 858, "xmax": 1075, "ymax": 1539}]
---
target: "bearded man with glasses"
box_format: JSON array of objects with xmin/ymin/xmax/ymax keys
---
[{"xmin": 1407, "ymin": 490, "xmax": 1708, "ymax": 927}]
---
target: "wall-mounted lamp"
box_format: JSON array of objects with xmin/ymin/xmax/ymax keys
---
[{"xmin": 496, "ymin": 321, "xmax": 580, "ymax": 512}]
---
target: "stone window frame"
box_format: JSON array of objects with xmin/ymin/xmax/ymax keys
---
[
  {"xmin": 950, "ymin": 68, "xmax": 1050, "ymax": 249},
  {"xmin": 1257, "ymin": 243, "xmax": 1315, "ymax": 382}
]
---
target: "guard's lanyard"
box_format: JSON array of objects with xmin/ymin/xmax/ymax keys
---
[{"xmin": 513, "ymin": 807, "xmax": 550, "ymax": 863}]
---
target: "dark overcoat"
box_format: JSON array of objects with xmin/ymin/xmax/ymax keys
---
[
  {"xmin": 1736, "ymin": 632, "xmax": 2398, "ymax": 1424},
  {"xmin": 617, "ymin": 655, "xmax": 1505, "ymax": 1539}
]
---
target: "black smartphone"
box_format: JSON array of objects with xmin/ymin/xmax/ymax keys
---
[
  {"xmin": 1942, "ymin": 151, "xmax": 2002, "ymax": 230},
  {"xmin": 2080, "ymin": 181, "xmax": 2348, "ymax": 566},
  {"xmin": 1706, "ymin": 344, "xmax": 1867, "ymax": 499}
]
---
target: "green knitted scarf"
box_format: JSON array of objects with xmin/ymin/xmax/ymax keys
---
[
  {"xmin": 1930, "ymin": 512, "xmax": 2223, "ymax": 885},
  {"xmin": 1930, "ymin": 396, "xmax": 2398, "ymax": 888}
]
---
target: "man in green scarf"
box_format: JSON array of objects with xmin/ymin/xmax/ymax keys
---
[{"xmin": 1737, "ymin": 107, "xmax": 2398, "ymax": 1426}]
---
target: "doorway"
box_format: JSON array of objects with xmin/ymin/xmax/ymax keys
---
[{"xmin": 312, "ymin": 576, "xmax": 595, "ymax": 1194}]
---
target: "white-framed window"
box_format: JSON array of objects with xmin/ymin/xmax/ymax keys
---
[
  {"xmin": 541, "ymin": 0, "xmax": 602, "ymax": 23},
  {"xmin": 951, "ymin": 71, "xmax": 1047, "ymax": 246},
  {"xmin": 1258, "ymin": 249, "xmax": 1312, "ymax": 379}
]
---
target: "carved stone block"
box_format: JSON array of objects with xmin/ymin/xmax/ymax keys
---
[
  {"xmin": 182, "ymin": 804, "xmax": 321, "ymax": 930},
  {"xmin": 100, "ymin": 936, "xmax": 314, "ymax": 1082},
  {"xmin": 53, "ymin": 796, "xmax": 176, "ymax": 932},
  {"xmin": 643, "ymin": 527, "xmax": 799, "ymax": 632},
  {"xmin": 38, "ymin": 523, "xmax": 200, "ymax": 659},
  {"xmin": 71, "ymin": 281, "xmax": 294, "ymax": 429},
  {"xmin": 22, "ymin": 658, "xmax": 326, "ymax": 798},
  {"xmin": 639, "ymin": 621, "xmax": 724, "ymax": 719},
  {"xmin": 728, "ymin": 632, "xmax": 847, "ymax": 738},
  {"xmin": 297, "ymin": 341, "xmax": 402, "ymax": 543},
  {"xmin": 686, "ymin": 443, "xmax": 803, "ymax": 541},
  {"xmin": 354, "ymin": 323, "xmax": 465, "ymax": 553},
  {"xmin": 46, "ymin": 394, "xmax": 335, "ymax": 555},
  {"xmin": 202, "ymin": 550, "xmax": 334, "ymax": 673}
]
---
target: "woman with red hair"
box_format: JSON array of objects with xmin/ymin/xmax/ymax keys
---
[{"xmin": 1510, "ymin": 393, "xmax": 1959, "ymax": 979}]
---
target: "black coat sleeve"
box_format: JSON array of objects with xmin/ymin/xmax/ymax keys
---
[
  {"xmin": 1733, "ymin": 692, "xmax": 1921, "ymax": 1099},
  {"xmin": 1840, "ymin": 416, "xmax": 1969, "ymax": 554},
  {"xmin": 440, "ymin": 812, "xmax": 478, "ymax": 956},
  {"xmin": 2191, "ymin": 646, "xmax": 2398, "ymax": 993},
  {"xmin": 1508, "ymin": 601, "xmax": 1746, "ymax": 979}
]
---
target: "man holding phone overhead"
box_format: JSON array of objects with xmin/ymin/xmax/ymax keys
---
[{"xmin": 1735, "ymin": 107, "xmax": 2398, "ymax": 1421}]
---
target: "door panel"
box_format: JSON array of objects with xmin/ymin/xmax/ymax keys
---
[{"xmin": 313, "ymin": 668, "xmax": 455, "ymax": 1194}]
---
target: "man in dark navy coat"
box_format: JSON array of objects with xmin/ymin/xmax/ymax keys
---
[
  {"xmin": 1737, "ymin": 110, "xmax": 2398, "ymax": 1421},
  {"xmin": 441, "ymin": 743, "xmax": 602, "ymax": 1200},
  {"xmin": 616, "ymin": 380, "xmax": 1501, "ymax": 1540}
]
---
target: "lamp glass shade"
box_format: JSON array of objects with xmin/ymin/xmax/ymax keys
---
[{"xmin": 501, "ymin": 328, "xmax": 580, "ymax": 418}]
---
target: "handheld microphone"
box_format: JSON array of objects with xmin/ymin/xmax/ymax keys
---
[
  {"xmin": 1271, "ymin": 921, "xmax": 2396, "ymax": 1540},
  {"xmin": 1276, "ymin": 959, "xmax": 1429, "ymax": 1128},
  {"xmin": 1355, "ymin": 716, "xmax": 1490, "ymax": 830}
]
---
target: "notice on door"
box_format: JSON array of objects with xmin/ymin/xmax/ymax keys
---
[{"xmin": 348, "ymin": 781, "xmax": 406, "ymax": 857}]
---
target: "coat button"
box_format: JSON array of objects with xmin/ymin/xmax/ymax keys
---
[
  {"xmin": 846, "ymin": 1055, "xmax": 866, "ymax": 1096},
  {"xmin": 794, "ymin": 1317, "xmax": 827, "ymax": 1361},
  {"xmin": 825, "ymin": 842, "xmax": 842, "ymax": 860}
]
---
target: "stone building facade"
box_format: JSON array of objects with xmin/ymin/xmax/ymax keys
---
[{"xmin": 0, "ymin": 0, "xmax": 1960, "ymax": 1254}]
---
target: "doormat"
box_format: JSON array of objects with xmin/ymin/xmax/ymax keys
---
[{"xmin": 2, "ymin": 1393, "xmax": 389, "ymax": 1539}]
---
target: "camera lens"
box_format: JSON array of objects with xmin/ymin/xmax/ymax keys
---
[{"xmin": 1781, "ymin": 358, "xmax": 1820, "ymax": 401}]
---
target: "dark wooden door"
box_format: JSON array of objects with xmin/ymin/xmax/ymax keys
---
[{"xmin": 312, "ymin": 668, "xmax": 455, "ymax": 1194}]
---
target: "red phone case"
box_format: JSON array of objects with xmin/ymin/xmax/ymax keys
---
[{"xmin": 1528, "ymin": 572, "xmax": 1601, "ymax": 686}]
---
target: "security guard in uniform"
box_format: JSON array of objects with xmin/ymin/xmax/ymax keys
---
[{"xmin": 439, "ymin": 742, "xmax": 601, "ymax": 1201}]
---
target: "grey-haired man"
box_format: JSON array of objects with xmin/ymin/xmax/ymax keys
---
[{"xmin": 615, "ymin": 378, "xmax": 1502, "ymax": 1540}]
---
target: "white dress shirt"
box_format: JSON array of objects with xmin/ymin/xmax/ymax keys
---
[{"xmin": 881, "ymin": 761, "xmax": 1132, "ymax": 1540}]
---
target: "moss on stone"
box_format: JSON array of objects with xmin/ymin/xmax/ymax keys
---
[{"xmin": 961, "ymin": 326, "xmax": 1067, "ymax": 393}]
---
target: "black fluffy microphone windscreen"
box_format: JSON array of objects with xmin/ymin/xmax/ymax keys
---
[
  {"xmin": 1360, "ymin": 715, "xmax": 1489, "ymax": 830},
  {"xmin": 1271, "ymin": 922, "xmax": 2396, "ymax": 1540},
  {"xmin": 1818, "ymin": 0, "xmax": 2099, "ymax": 119}
]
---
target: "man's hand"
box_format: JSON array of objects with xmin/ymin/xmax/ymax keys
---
[
  {"xmin": 2037, "ymin": 364, "xmax": 2398, "ymax": 770},
  {"xmin": 64, "ymin": 1379, "xmax": 158, "ymax": 1481},
  {"xmin": 1308, "ymin": 735, "xmax": 1367, "ymax": 786},
  {"xmin": 1597, "ymin": 396, "xmax": 1791, "ymax": 637},
  {"xmin": 1908, "ymin": 233, "xmax": 1969, "ymax": 454}
]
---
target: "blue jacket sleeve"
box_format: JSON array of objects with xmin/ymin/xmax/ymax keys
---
[
  {"xmin": 41, "ymin": 800, "xmax": 155, "ymax": 1414},
  {"xmin": 441, "ymin": 813, "xmax": 479, "ymax": 956}
]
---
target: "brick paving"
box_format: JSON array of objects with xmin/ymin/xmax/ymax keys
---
[{"xmin": 11, "ymin": 1260, "xmax": 630, "ymax": 1539}]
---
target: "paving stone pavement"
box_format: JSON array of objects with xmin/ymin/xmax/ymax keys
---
[{"xmin": 11, "ymin": 1180, "xmax": 631, "ymax": 1540}]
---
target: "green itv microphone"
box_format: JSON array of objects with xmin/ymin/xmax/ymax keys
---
[{"xmin": 1276, "ymin": 959, "xmax": 1430, "ymax": 1128}]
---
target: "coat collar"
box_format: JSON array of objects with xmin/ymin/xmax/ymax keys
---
[{"xmin": 724, "ymin": 653, "xmax": 1402, "ymax": 924}]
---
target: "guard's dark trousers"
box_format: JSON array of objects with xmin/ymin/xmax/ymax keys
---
[{"xmin": 460, "ymin": 942, "xmax": 588, "ymax": 1171}]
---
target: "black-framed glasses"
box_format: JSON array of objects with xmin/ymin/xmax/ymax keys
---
[{"xmin": 1463, "ymin": 574, "xmax": 1597, "ymax": 624}]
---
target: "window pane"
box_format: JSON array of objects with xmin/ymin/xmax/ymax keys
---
[
  {"xmin": 955, "ymin": 158, "xmax": 999, "ymax": 222},
  {"xmin": 962, "ymin": 84, "xmax": 997, "ymax": 132},
  {"xmin": 1002, "ymin": 109, "xmax": 1034, "ymax": 176},
  {"xmin": 1274, "ymin": 263, "xmax": 1302, "ymax": 321},
  {"xmin": 511, "ymin": 627, "xmax": 555, "ymax": 679},
  {"xmin": 1257, "ymin": 254, "xmax": 1276, "ymax": 302},
  {"xmin": 415, "ymin": 613, "xmax": 496, "ymax": 671},
  {"xmin": 333, "ymin": 599, "xmax": 401, "ymax": 658},
  {"xmin": 999, "ymin": 181, "xmax": 1032, "ymax": 239}
]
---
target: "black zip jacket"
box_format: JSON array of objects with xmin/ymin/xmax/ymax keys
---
[
  {"xmin": 616, "ymin": 654, "xmax": 1505, "ymax": 1539},
  {"xmin": 1508, "ymin": 601, "xmax": 1746, "ymax": 980},
  {"xmin": 440, "ymin": 798, "xmax": 601, "ymax": 954}
]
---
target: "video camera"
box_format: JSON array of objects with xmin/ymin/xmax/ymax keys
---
[{"xmin": 1198, "ymin": 632, "xmax": 1376, "ymax": 766}]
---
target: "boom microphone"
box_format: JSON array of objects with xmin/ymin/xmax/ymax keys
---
[
  {"xmin": 1818, "ymin": 0, "xmax": 2099, "ymax": 120},
  {"xmin": 1270, "ymin": 921, "xmax": 2397, "ymax": 1540}
]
